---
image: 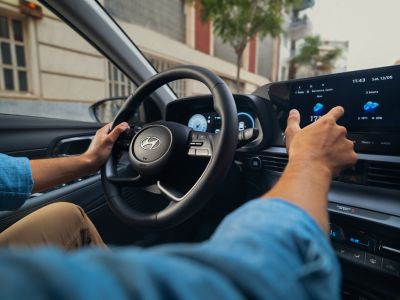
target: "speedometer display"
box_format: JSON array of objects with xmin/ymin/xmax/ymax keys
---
[
  {"xmin": 188, "ymin": 112, "xmax": 255, "ymax": 133},
  {"xmin": 188, "ymin": 114, "xmax": 208, "ymax": 132}
]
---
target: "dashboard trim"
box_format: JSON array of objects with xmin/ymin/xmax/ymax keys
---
[{"xmin": 266, "ymin": 146, "xmax": 400, "ymax": 163}]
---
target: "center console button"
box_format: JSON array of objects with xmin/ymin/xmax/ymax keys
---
[
  {"xmin": 365, "ymin": 253, "xmax": 382, "ymax": 269},
  {"xmin": 249, "ymin": 156, "xmax": 262, "ymax": 170}
]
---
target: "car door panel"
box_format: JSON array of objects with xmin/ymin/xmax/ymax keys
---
[
  {"xmin": 0, "ymin": 175, "xmax": 106, "ymax": 232},
  {"xmin": 0, "ymin": 114, "xmax": 101, "ymax": 158},
  {"xmin": 0, "ymin": 113, "xmax": 105, "ymax": 231}
]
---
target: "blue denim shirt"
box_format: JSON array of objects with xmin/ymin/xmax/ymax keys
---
[
  {"xmin": 0, "ymin": 154, "xmax": 340, "ymax": 299},
  {"xmin": 0, "ymin": 153, "xmax": 33, "ymax": 210}
]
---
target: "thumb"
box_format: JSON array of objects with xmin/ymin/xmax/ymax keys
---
[
  {"xmin": 285, "ymin": 109, "xmax": 301, "ymax": 148},
  {"xmin": 108, "ymin": 122, "xmax": 129, "ymax": 144}
]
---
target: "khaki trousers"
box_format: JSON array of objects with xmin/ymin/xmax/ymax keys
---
[{"xmin": 0, "ymin": 202, "xmax": 106, "ymax": 251}]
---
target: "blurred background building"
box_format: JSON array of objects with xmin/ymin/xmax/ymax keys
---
[{"xmin": 295, "ymin": 39, "xmax": 349, "ymax": 78}]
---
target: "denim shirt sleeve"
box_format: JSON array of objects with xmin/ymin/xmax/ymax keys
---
[
  {"xmin": 0, "ymin": 198, "xmax": 340, "ymax": 300},
  {"xmin": 0, "ymin": 153, "xmax": 33, "ymax": 210}
]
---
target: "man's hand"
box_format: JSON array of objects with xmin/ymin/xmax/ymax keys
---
[
  {"xmin": 30, "ymin": 122, "xmax": 129, "ymax": 193},
  {"xmin": 285, "ymin": 106, "xmax": 357, "ymax": 177},
  {"xmin": 83, "ymin": 122, "xmax": 130, "ymax": 172},
  {"xmin": 264, "ymin": 106, "xmax": 357, "ymax": 231}
]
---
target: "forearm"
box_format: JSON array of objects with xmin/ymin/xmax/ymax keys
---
[
  {"xmin": 30, "ymin": 155, "xmax": 97, "ymax": 193},
  {"xmin": 263, "ymin": 159, "xmax": 332, "ymax": 232}
]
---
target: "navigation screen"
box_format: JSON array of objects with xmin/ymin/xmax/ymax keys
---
[{"xmin": 270, "ymin": 65, "xmax": 400, "ymax": 133}]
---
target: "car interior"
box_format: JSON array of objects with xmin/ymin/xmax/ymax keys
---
[{"xmin": 0, "ymin": 0, "xmax": 399, "ymax": 299}]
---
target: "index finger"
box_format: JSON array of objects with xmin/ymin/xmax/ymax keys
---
[{"xmin": 324, "ymin": 106, "xmax": 344, "ymax": 121}]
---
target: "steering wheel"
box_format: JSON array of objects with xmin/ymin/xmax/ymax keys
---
[{"xmin": 101, "ymin": 65, "xmax": 238, "ymax": 229}]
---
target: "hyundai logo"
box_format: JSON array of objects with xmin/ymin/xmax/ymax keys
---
[{"xmin": 140, "ymin": 136, "xmax": 160, "ymax": 150}]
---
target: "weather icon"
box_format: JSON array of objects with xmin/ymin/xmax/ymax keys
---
[
  {"xmin": 363, "ymin": 101, "xmax": 379, "ymax": 113},
  {"xmin": 313, "ymin": 103, "xmax": 324, "ymax": 115}
]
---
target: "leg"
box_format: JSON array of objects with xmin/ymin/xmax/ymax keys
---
[{"xmin": 0, "ymin": 202, "xmax": 106, "ymax": 251}]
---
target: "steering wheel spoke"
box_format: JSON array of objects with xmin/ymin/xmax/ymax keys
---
[
  {"xmin": 104, "ymin": 154, "xmax": 145, "ymax": 186},
  {"xmin": 107, "ymin": 174, "xmax": 143, "ymax": 186},
  {"xmin": 187, "ymin": 131, "xmax": 213, "ymax": 158},
  {"xmin": 157, "ymin": 181, "xmax": 185, "ymax": 202}
]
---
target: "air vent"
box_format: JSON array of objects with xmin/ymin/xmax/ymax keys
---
[
  {"xmin": 253, "ymin": 151, "xmax": 400, "ymax": 191},
  {"xmin": 260, "ymin": 152, "xmax": 288, "ymax": 172},
  {"xmin": 367, "ymin": 161, "xmax": 400, "ymax": 189}
]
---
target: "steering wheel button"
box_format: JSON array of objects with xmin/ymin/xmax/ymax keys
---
[
  {"xmin": 188, "ymin": 148, "xmax": 196, "ymax": 156},
  {"xmin": 197, "ymin": 133, "xmax": 207, "ymax": 140},
  {"xmin": 196, "ymin": 149, "xmax": 209, "ymax": 156}
]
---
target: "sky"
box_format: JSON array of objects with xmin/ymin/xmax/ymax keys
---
[{"xmin": 306, "ymin": 0, "xmax": 400, "ymax": 71}]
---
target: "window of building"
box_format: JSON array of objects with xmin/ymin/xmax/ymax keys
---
[
  {"xmin": 107, "ymin": 62, "xmax": 136, "ymax": 97},
  {"xmin": 148, "ymin": 56, "xmax": 187, "ymax": 98},
  {"xmin": 0, "ymin": 15, "xmax": 28, "ymax": 92}
]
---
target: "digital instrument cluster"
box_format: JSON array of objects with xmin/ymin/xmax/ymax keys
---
[{"xmin": 187, "ymin": 112, "xmax": 255, "ymax": 133}]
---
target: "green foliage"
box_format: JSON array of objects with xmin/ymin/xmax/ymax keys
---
[
  {"xmin": 188, "ymin": 0, "xmax": 299, "ymax": 90},
  {"xmin": 195, "ymin": 0, "xmax": 298, "ymax": 54},
  {"xmin": 292, "ymin": 35, "xmax": 343, "ymax": 74}
]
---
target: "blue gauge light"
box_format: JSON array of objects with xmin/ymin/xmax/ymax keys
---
[
  {"xmin": 237, "ymin": 112, "xmax": 255, "ymax": 131},
  {"xmin": 188, "ymin": 114, "xmax": 208, "ymax": 132}
]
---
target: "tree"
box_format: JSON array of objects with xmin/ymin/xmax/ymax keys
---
[
  {"xmin": 192, "ymin": 0, "xmax": 298, "ymax": 92},
  {"xmin": 290, "ymin": 35, "xmax": 342, "ymax": 78}
]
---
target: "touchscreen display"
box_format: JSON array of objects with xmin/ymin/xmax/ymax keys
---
[{"xmin": 270, "ymin": 65, "xmax": 400, "ymax": 133}]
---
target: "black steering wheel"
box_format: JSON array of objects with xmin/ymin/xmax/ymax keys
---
[{"xmin": 101, "ymin": 65, "xmax": 238, "ymax": 229}]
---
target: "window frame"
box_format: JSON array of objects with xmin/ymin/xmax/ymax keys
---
[{"xmin": 0, "ymin": 3, "xmax": 40, "ymax": 99}]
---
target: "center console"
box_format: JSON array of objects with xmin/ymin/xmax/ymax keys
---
[{"xmin": 251, "ymin": 65, "xmax": 400, "ymax": 298}]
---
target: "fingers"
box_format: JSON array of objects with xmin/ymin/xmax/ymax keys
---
[
  {"xmin": 97, "ymin": 123, "xmax": 113, "ymax": 134},
  {"xmin": 107, "ymin": 122, "xmax": 129, "ymax": 143},
  {"xmin": 324, "ymin": 106, "xmax": 344, "ymax": 122},
  {"xmin": 285, "ymin": 109, "xmax": 301, "ymax": 148}
]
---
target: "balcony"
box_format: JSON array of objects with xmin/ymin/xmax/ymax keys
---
[{"xmin": 286, "ymin": 17, "xmax": 312, "ymax": 40}]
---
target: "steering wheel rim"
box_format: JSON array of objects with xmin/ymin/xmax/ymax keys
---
[{"xmin": 101, "ymin": 65, "xmax": 238, "ymax": 229}]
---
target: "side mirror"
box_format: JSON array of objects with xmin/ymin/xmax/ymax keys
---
[{"xmin": 89, "ymin": 97, "xmax": 126, "ymax": 123}]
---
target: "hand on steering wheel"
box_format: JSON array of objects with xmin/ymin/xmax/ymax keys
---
[{"xmin": 102, "ymin": 66, "xmax": 238, "ymax": 229}]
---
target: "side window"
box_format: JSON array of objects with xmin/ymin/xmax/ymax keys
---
[{"xmin": 0, "ymin": 2, "xmax": 137, "ymax": 122}]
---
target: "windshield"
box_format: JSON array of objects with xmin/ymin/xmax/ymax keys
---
[{"xmin": 101, "ymin": 0, "xmax": 400, "ymax": 93}]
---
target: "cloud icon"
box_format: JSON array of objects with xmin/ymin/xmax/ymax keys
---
[
  {"xmin": 313, "ymin": 103, "xmax": 324, "ymax": 115},
  {"xmin": 363, "ymin": 101, "xmax": 379, "ymax": 113}
]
